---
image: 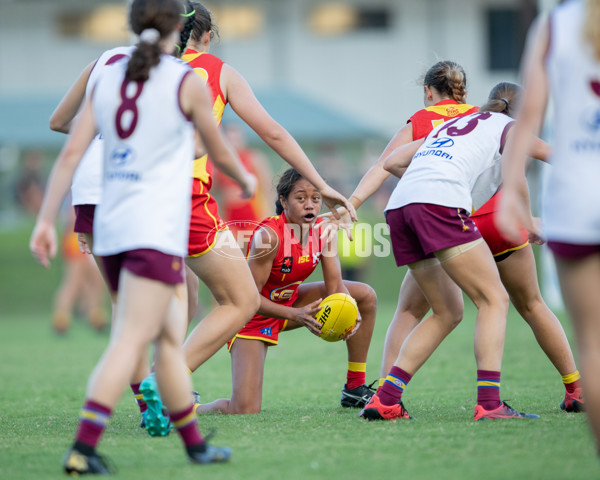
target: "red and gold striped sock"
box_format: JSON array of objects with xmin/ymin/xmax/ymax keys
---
[
  {"xmin": 346, "ymin": 361, "xmax": 366, "ymax": 391},
  {"xmin": 562, "ymin": 371, "xmax": 581, "ymax": 394}
]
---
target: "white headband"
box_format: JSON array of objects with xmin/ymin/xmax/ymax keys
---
[{"xmin": 139, "ymin": 28, "xmax": 160, "ymax": 44}]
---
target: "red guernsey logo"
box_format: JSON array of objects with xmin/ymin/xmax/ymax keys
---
[
  {"xmin": 445, "ymin": 106, "xmax": 459, "ymax": 117},
  {"xmin": 281, "ymin": 256, "xmax": 293, "ymax": 273}
]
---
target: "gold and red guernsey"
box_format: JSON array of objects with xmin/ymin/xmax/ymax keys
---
[
  {"xmin": 409, "ymin": 99, "xmax": 479, "ymax": 140},
  {"xmin": 181, "ymin": 49, "xmax": 227, "ymax": 186}
]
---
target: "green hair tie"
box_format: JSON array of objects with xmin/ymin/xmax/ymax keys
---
[{"xmin": 181, "ymin": 9, "xmax": 195, "ymax": 17}]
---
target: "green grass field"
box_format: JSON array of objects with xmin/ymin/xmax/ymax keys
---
[{"xmin": 1, "ymin": 222, "xmax": 598, "ymax": 479}]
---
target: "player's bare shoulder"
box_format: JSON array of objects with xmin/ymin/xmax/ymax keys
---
[{"xmin": 249, "ymin": 224, "xmax": 279, "ymax": 261}]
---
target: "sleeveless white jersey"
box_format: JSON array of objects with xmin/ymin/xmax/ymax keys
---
[
  {"xmin": 91, "ymin": 54, "xmax": 194, "ymax": 257},
  {"xmin": 71, "ymin": 45, "xmax": 135, "ymax": 206},
  {"xmin": 385, "ymin": 112, "xmax": 514, "ymax": 213},
  {"xmin": 544, "ymin": 0, "xmax": 600, "ymax": 243}
]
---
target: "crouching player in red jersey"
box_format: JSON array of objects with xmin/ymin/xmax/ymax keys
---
[{"xmin": 197, "ymin": 169, "xmax": 377, "ymax": 414}]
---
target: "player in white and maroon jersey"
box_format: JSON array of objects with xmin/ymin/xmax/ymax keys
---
[
  {"xmin": 48, "ymin": 8, "xmax": 199, "ymax": 436},
  {"xmin": 30, "ymin": 0, "xmax": 255, "ymax": 473},
  {"xmin": 330, "ymin": 71, "xmax": 582, "ymax": 417},
  {"xmin": 360, "ymin": 89, "xmax": 543, "ymax": 422},
  {"xmin": 499, "ymin": 0, "xmax": 600, "ymax": 456}
]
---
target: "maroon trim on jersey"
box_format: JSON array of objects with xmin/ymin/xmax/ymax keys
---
[
  {"xmin": 89, "ymin": 52, "xmax": 128, "ymax": 80},
  {"xmin": 178, "ymin": 70, "xmax": 193, "ymax": 122},
  {"xmin": 105, "ymin": 54, "xmax": 128, "ymax": 66},
  {"xmin": 590, "ymin": 80, "xmax": 600, "ymax": 98},
  {"xmin": 499, "ymin": 120, "xmax": 515, "ymax": 154}
]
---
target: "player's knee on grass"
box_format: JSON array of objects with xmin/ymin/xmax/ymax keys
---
[
  {"xmin": 196, "ymin": 398, "xmax": 230, "ymax": 415},
  {"xmin": 229, "ymin": 396, "xmax": 261, "ymax": 415}
]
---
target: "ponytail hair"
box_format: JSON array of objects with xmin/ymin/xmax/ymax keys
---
[
  {"xmin": 479, "ymin": 82, "xmax": 522, "ymax": 117},
  {"xmin": 176, "ymin": 1, "xmax": 196, "ymax": 56},
  {"xmin": 189, "ymin": 1, "xmax": 219, "ymax": 43},
  {"xmin": 275, "ymin": 169, "xmax": 303, "ymax": 215},
  {"xmin": 584, "ymin": 0, "xmax": 600, "ymax": 61},
  {"xmin": 423, "ymin": 60, "xmax": 468, "ymax": 104},
  {"xmin": 126, "ymin": 0, "xmax": 182, "ymax": 81}
]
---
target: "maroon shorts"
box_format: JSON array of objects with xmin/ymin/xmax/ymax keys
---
[
  {"xmin": 547, "ymin": 241, "xmax": 600, "ymax": 260},
  {"xmin": 74, "ymin": 204, "xmax": 96, "ymax": 234},
  {"xmin": 385, "ymin": 203, "xmax": 482, "ymax": 266},
  {"xmin": 100, "ymin": 249, "xmax": 185, "ymax": 292}
]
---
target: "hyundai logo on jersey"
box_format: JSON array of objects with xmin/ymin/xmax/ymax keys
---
[
  {"xmin": 110, "ymin": 147, "xmax": 135, "ymax": 167},
  {"xmin": 582, "ymin": 108, "xmax": 600, "ymax": 133},
  {"xmin": 107, "ymin": 147, "xmax": 140, "ymax": 181},
  {"xmin": 426, "ymin": 137, "xmax": 455, "ymax": 148}
]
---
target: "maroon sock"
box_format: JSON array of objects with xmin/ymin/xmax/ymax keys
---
[
  {"xmin": 170, "ymin": 405, "xmax": 204, "ymax": 448},
  {"xmin": 378, "ymin": 366, "xmax": 412, "ymax": 406},
  {"xmin": 477, "ymin": 370, "xmax": 501, "ymax": 411},
  {"xmin": 74, "ymin": 399, "xmax": 112, "ymax": 450},
  {"xmin": 130, "ymin": 383, "xmax": 147, "ymax": 413}
]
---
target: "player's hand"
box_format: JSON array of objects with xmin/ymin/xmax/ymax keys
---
[
  {"xmin": 495, "ymin": 189, "xmax": 540, "ymax": 244},
  {"xmin": 77, "ymin": 232, "xmax": 92, "ymax": 254},
  {"xmin": 30, "ymin": 220, "xmax": 57, "ymax": 268},
  {"xmin": 293, "ymin": 298, "xmax": 323, "ymax": 337},
  {"xmin": 342, "ymin": 313, "xmax": 361, "ymax": 341},
  {"xmin": 241, "ymin": 173, "xmax": 257, "ymax": 199},
  {"xmin": 320, "ymin": 185, "xmax": 358, "ymax": 223},
  {"xmin": 318, "ymin": 207, "xmax": 353, "ymax": 241},
  {"xmin": 528, "ymin": 217, "xmax": 545, "ymax": 245}
]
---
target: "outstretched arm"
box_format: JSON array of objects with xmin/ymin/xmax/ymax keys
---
[
  {"xmin": 31, "ymin": 99, "xmax": 97, "ymax": 267},
  {"xmin": 181, "ymin": 72, "xmax": 256, "ymax": 197},
  {"xmin": 349, "ymin": 123, "xmax": 414, "ymax": 209},
  {"xmin": 222, "ymin": 65, "xmax": 356, "ymax": 221},
  {"xmin": 529, "ymin": 137, "xmax": 551, "ymax": 162},
  {"xmin": 497, "ymin": 15, "xmax": 550, "ymax": 242},
  {"xmin": 49, "ymin": 60, "xmax": 96, "ymax": 133},
  {"xmin": 382, "ymin": 139, "xmax": 424, "ymax": 178}
]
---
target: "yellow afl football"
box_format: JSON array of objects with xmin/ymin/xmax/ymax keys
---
[{"xmin": 315, "ymin": 293, "xmax": 359, "ymax": 342}]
